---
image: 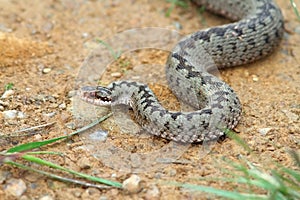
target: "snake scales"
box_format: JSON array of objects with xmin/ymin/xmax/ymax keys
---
[{"xmin": 79, "ymin": 0, "xmax": 284, "ymax": 143}]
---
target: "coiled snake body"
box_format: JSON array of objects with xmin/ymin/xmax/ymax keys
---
[{"xmin": 79, "ymin": 0, "xmax": 284, "ymax": 143}]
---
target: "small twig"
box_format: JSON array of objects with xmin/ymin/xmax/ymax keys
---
[
  {"xmin": 13, "ymin": 122, "xmax": 56, "ymax": 134},
  {"xmin": 0, "ymin": 122, "xmax": 56, "ymax": 139}
]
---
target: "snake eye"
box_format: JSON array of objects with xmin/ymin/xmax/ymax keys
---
[
  {"xmin": 96, "ymin": 87, "xmax": 112, "ymax": 97},
  {"xmin": 94, "ymin": 87, "xmax": 112, "ymax": 102}
]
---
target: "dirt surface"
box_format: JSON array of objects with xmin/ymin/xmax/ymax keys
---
[{"xmin": 0, "ymin": 0, "xmax": 299, "ymax": 199}]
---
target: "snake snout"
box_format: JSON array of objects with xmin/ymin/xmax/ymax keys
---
[{"xmin": 78, "ymin": 86, "xmax": 113, "ymax": 106}]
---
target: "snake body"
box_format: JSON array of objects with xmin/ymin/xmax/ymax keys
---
[{"xmin": 79, "ymin": 0, "xmax": 284, "ymax": 143}]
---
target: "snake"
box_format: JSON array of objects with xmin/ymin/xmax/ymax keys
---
[{"xmin": 79, "ymin": 0, "xmax": 284, "ymax": 143}]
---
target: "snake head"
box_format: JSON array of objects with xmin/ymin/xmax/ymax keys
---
[{"xmin": 78, "ymin": 86, "xmax": 112, "ymax": 107}]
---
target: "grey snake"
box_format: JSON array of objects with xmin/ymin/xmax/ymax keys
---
[{"xmin": 79, "ymin": 0, "xmax": 284, "ymax": 143}]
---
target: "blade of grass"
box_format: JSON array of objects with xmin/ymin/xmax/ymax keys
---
[
  {"xmin": 6, "ymin": 135, "xmax": 67, "ymax": 153},
  {"xmin": 4, "ymin": 83, "xmax": 14, "ymax": 91},
  {"xmin": 165, "ymin": 0, "xmax": 188, "ymax": 17},
  {"xmin": 6, "ymin": 113, "xmax": 112, "ymax": 153},
  {"xmin": 20, "ymin": 154, "xmax": 122, "ymax": 188},
  {"xmin": 291, "ymin": 0, "xmax": 300, "ymax": 20},
  {"xmin": 6, "ymin": 160, "xmax": 112, "ymax": 189},
  {"xmin": 225, "ymin": 129, "xmax": 252, "ymax": 153},
  {"xmin": 170, "ymin": 182, "xmax": 268, "ymax": 200},
  {"xmin": 182, "ymin": 153, "xmax": 300, "ymax": 199},
  {"xmin": 2, "ymin": 113, "xmax": 121, "ymax": 188},
  {"xmin": 96, "ymin": 39, "xmax": 121, "ymax": 60},
  {"xmin": 282, "ymin": 167, "xmax": 300, "ymax": 182}
]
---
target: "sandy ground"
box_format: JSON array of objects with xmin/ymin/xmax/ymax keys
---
[{"xmin": 0, "ymin": 0, "xmax": 299, "ymax": 199}]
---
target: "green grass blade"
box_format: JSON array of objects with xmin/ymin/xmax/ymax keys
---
[
  {"xmin": 291, "ymin": 0, "xmax": 300, "ymax": 20},
  {"xmin": 225, "ymin": 129, "xmax": 252, "ymax": 153},
  {"xmin": 165, "ymin": 0, "xmax": 188, "ymax": 17},
  {"xmin": 4, "ymin": 83, "xmax": 14, "ymax": 91},
  {"xmin": 21, "ymin": 154, "xmax": 122, "ymax": 188},
  {"xmin": 6, "ymin": 161, "xmax": 111, "ymax": 189},
  {"xmin": 96, "ymin": 39, "xmax": 121, "ymax": 60},
  {"xmin": 171, "ymin": 182, "xmax": 268, "ymax": 200},
  {"xmin": 6, "ymin": 113, "xmax": 112, "ymax": 153},
  {"xmin": 7, "ymin": 135, "xmax": 67, "ymax": 153},
  {"xmin": 282, "ymin": 167, "xmax": 300, "ymax": 182},
  {"xmin": 166, "ymin": 0, "xmax": 188, "ymax": 8}
]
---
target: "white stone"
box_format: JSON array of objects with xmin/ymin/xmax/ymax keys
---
[
  {"xmin": 1, "ymin": 89, "xmax": 14, "ymax": 98},
  {"xmin": 4, "ymin": 178, "xmax": 27, "ymax": 197},
  {"xmin": 122, "ymin": 174, "xmax": 142, "ymax": 194}
]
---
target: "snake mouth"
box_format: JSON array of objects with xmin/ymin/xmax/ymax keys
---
[{"xmin": 78, "ymin": 86, "xmax": 112, "ymax": 107}]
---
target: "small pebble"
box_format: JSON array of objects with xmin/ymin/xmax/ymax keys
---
[
  {"xmin": 37, "ymin": 63, "xmax": 45, "ymax": 71},
  {"xmin": 111, "ymin": 72, "xmax": 122, "ymax": 78},
  {"xmin": 20, "ymin": 195, "xmax": 30, "ymax": 200},
  {"xmin": 168, "ymin": 169, "xmax": 177, "ymax": 177},
  {"xmin": 1, "ymin": 89, "xmax": 15, "ymax": 98},
  {"xmin": 17, "ymin": 111, "xmax": 26, "ymax": 119},
  {"xmin": 69, "ymin": 188, "xmax": 82, "ymax": 197},
  {"xmin": 132, "ymin": 76, "xmax": 141, "ymax": 80},
  {"xmin": 59, "ymin": 103, "xmax": 66, "ymax": 109},
  {"xmin": 258, "ymin": 128, "xmax": 272, "ymax": 135},
  {"xmin": 68, "ymin": 90, "xmax": 77, "ymax": 98},
  {"xmin": 99, "ymin": 196, "xmax": 108, "ymax": 200},
  {"xmin": 130, "ymin": 154, "xmax": 142, "ymax": 168},
  {"xmin": 66, "ymin": 122, "xmax": 76, "ymax": 130},
  {"xmin": 154, "ymin": 172, "xmax": 163, "ymax": 179},
  {"xmin": 110, "ymin": 188, "xmax": 119, "ymax": 196},
  {"xmin": 173, "ymin": 21, "xmax": 183, "ymax": 30},
  {"xmin": 82, "ymin": 32, "xmax": 89, "ymax": 38},
  {"xmin": 0, "ymin": 100, "xmax": 9, "ymax": 106},
  {"xmin": 145, "ymin": 184, "xmax": 160, "ymax": 200},
  {"xmin": 4, "ymin": 178, "xmax": 27, "ymax": 197},
  {"xmin": 60, "ymin": 113, "xmax": 70, "ymax": 122},
  {"xmin": 47, "ymin": 95, "xmax": 56, "ymax": 103},
  {"xmin": 2, "ymin": 110, "xmax": 18, "ymax": 119},
  {"xmin": 122, "ymin": 174, "xmax": 142, "ymax": 194},
  {"xmin": 89, "ymin": 130, "xmax": 108, "ymax": 141},
  {"xmin": 244, "ymin": 70, "xmax": 250, "ymax": 77},
  {"xmin": 34, "ymin": 134, "xmax": 42, "ymax": 140},
  {"xmin": 0, "ymin": 170, "xmax": 10, "ymax": 184},
  {"xmin": 39, "ymin": 194, "xmax": 54, "ymax": 200},
  {"xmin": 78, "ymin": 157, "xmax": 92, "ymax": 169},
  {"xmin": 82, "ymin": 188, "xmax": 100, "ymax": 199},
  {"xmin": 0, "ymin": 24, "xmax": 13, "ymax": 32},
  {"xmin": 43, "ymin": 112, "xmax": 56, "ymax": 118},
  {"xmin": 252, "ymin": 74, "xmax": 259, "ymax": 82},
  {"xmin": 29, "ymin": 183, "xmax": 38, "ymax": 189},
  {"xmin": 111, "ymin": 173, "xmax": 117, "ymax": 178},
  {"xmin": 42, "ymin": 68, "xmax": 52, "ymax": 74}
]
